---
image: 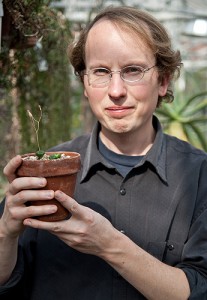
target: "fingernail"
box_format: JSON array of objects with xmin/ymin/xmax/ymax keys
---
[
  {"xmin": 39, "ymin": 178, "xmax": 46, "ymax": 186},
  {"xmin": 46, "ymin": 191, "xmax": 54, "ymax": 198},
  {"xmin": 25, "ymin": 219, "xmax": 32, "ymax": 226},
  {"xmin": 49, "ymin": 206, "xmax": 57, "ymax": 213},
  {"xmin": 55, "ymin": 190, "xmax": 63, "ymax": 198}
]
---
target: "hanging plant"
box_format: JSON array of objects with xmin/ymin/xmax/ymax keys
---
[{"xmin": 2, "ymin": 0, "xmax": 52, "ymax": 49}]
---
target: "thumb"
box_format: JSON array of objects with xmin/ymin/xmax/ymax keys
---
[
  {"xmin": 3, "ymin": 155, "xmax": 23, "ymax": 183},
  {"xmin": 54, "ymin": 190, "xmax": 86, "ymax": 218}
]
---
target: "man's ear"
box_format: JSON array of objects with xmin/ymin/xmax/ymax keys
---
[
  {"xmin": 84, "ymin": 88, "xmax": 88, "ymax": 99},
  {"xmin": 83, "ymin": 76, "xmax": 89, "ymax": 99},
  {"xmin": 158, "ymin": 74, "xmax": 170, "ymax": 97}
]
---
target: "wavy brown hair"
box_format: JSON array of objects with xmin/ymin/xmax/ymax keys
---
[{"xmin": 68, "ymin": 6, "xmax": 182, "ymax": 106}]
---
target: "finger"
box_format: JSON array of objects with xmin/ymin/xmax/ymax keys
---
[
  {"xmin": 55, "ymin": 191, "xmax": 95, "ymax": 225},
  {"xmin": 54, "ymin": 190, "xmax": 85, "ymax": 217},
  {"xmin": 5, "ymin": 190, "xmax": 55, "ymax": 222},
  {"xmin": 23, "ymin": 190, "xmax": 77, "ymax": 232},
  {"xmin": 12, "ymin": 189, "xmax": 55, "ymax": 206},
  {"xmin": 8, "ymin": 177, "xmax": 47, "ymax": 195},
  {"xmin": 23, "ymin": 217, "xmax": 64, "ymax": 231},
  {"xmin": 15, "ymin": 203, "xmax": 58, "ymax": 220},
  {"xmin": 3, "ymin": 155, "xmax": 23, "ymax": 183}
]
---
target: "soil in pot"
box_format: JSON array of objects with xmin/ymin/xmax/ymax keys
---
[{"xmin": 16, "ymin": 151, "xmax": 81, "ymax": 222}]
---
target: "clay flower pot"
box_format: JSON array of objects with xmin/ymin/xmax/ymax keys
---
[{"xmin": 16, "ymin": 151, "xmax": 81, "ymax": 222}]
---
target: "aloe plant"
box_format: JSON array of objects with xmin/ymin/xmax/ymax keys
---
[{"xmin": 155, "ymin": 90, "xmax": 207, "ymax": 151}]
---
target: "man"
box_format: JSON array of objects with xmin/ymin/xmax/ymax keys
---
[{"xmin": 0, "ymin": 6, "xmax": 207, "ymax": 299}]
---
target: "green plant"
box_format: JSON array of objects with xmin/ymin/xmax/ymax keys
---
[
  {"xmin": 27, "ymin": 105, "xmax": 43, "ymax": 155},
  {"xmin": 27, "ymin": 105, "xmax": 62, "ymax": 160},
  {"xmin": 156, "ymin": 90, "xmax": 207, "ymax": 151}
]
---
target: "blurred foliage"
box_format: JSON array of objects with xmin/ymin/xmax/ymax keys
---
[
  {"xmin": 156, "ymin": 68, "xmax": 207, "ymax": 151},
  {"xmin": 0, "ymin": 1, "xmax": 84, "ymax": 176},
  {"xmin": 0, "ymin": 176, "xmax": 7, "ymax": 201}
]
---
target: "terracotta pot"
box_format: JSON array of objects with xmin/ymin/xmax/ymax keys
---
[{"xmin": 16, "ymin": 151, "xmax": 81, "ymax": 222}]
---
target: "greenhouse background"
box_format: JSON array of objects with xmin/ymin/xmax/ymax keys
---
[{"xmin": 0, "ymin": 0, "xmax": 207, "ymax": 196}]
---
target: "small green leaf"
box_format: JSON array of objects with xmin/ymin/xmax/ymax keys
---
[
  {"xmin": 36, "ymin": 150, "xmax": 45, "ymax": 159},
  {"xmin": 49, "ymin": 153, "xmax": 61, "ymax": 160}
]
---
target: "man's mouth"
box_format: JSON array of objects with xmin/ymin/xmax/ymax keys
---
[{"xmin": 106, "ymin": 106, "xmax": 133, "ymax": 117}]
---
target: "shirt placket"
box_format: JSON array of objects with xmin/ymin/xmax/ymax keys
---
[{"xmin": 112, "ymin": 176, "xmax": 132, "ymax": 299}]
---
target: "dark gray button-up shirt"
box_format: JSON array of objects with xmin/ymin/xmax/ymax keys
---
[{"xmin": 1, "ymin": 116, "xmax": 207, "ymax": 299}]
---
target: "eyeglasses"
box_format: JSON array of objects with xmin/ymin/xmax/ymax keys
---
[{"xmin": 84, "ymin": 65, "xmax": 156, "ymax": 87}]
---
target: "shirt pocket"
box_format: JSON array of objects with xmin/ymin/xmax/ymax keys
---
[{"xmin": 147, "ymin": 240, "xmax": 184, "ymax": 265}]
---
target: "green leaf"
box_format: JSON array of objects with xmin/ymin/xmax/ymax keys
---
[
  {"xmin": 36, "ymin": 150, "xmax": 45, "ymax": 159},
  {"xmin": 49, "ymin": 153, "xmax": 61, "ymax": 160}
]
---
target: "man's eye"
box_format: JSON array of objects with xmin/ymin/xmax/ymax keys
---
[
  {"xmin": 93, "ymin": 68, "xmax": 110, "ymax": 76},
  {"xmin": 124, "ymin": 66, "xmax": 143, "ymax": 75}
]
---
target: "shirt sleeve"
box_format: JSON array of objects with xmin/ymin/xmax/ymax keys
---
[
  {"xmin": 181, "ymin": 267, "xmax": 207, "ymax": 300},
  {"xmin": 0, "ymin": 245, "xmax": 24, "ymax": 298},
  {"xmin": 176, "ymin": 207, "xmax": 207, "ymax": 299}
]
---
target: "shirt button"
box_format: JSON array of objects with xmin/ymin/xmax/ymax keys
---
[
  {"xmin": 120, "ymin": 188, "xmax": 126, "ymax": 195},
  {"xmin": 167, "ymin": 244, "xmax": 174, "ymax": 251}
]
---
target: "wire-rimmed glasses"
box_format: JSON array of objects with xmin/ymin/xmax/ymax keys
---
[{"xmin": 84, "ymin": 65, "xmax": 156, "ymax": 87}]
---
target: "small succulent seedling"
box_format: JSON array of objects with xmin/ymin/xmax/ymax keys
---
[{"xmin": 27, "ymin": 105, "xmax": 61, "ymax": 160}]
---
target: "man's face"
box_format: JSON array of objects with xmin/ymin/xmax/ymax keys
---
[{"xmin": 83, "ymin": 19, "xmax": 169, "ymax": 138}]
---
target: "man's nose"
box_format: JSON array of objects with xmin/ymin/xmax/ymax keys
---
[{"xmin": 107, "ymin": 73, "xmax": 127, "ymax": 99}]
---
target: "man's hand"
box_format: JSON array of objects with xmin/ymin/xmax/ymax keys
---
[
  {"xmin": 23, "ymin": 190, "xmax": 118, "ymax": 257},
  {"xmin": 1, "ymin": 155, "xmax": 56, "ymax": 237}
]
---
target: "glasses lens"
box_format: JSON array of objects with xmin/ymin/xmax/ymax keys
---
[
  {"xmin": 122, "ymin": 66, "xmax": 143, "ymax": 82},
  {"xmin": 89, "ymin": 68, "xmax": 110, "ymax": 85}
]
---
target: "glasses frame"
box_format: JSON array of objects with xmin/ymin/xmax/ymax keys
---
[{"xmin": 84, "ymin": 65, "xmax": 156, "ymax": 86}]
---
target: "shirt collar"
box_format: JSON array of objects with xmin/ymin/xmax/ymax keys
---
[
  {"xmin": 81, "ymin": 115, "xmax": 167, "ymax": 183},
  {"xmin": 80, "ymin": 123, "xmax": 110, "ymax": 182},
  {"xmin": 143, "ymin": 116, "xmax": 167, "ymax": 183}
]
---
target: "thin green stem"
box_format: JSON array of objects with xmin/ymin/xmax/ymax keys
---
[{"xmin": 27, "ymin": 105, "xmax": 42, "ymax": 151}]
